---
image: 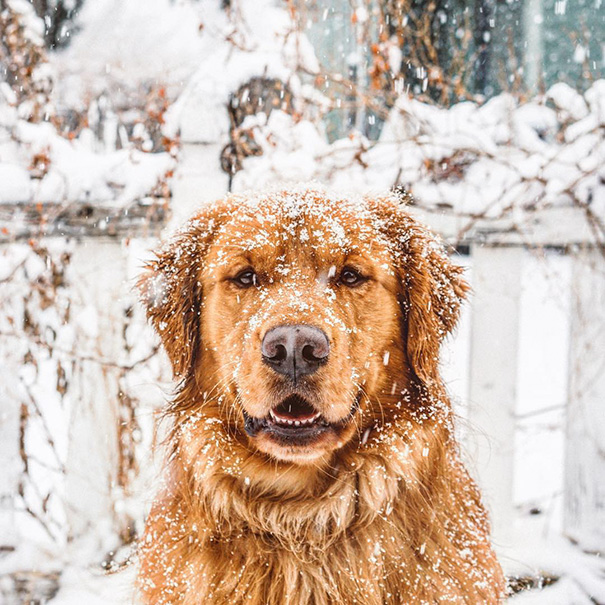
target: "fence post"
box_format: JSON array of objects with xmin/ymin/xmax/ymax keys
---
[
  {"xmin": 171, "ymin": 142, "xmax": 229, "ymax": 227},
  {"xmin": 64, "ymin": 239, "xmax": 128, "ymax": 557},
  {"xmin": 0, "ymin": 383, "xmax": 19, "ymax": 552},
  {"xmin": 564, "ymin": 247, "xmax": 605, "ymax": 553},
  {"xmin": 466, "ymin": 244, "xmax": 524, "ymax": 545},
  {"xmin": 169, "ymin": 90, "xmax": 230, "ymax": 227}
]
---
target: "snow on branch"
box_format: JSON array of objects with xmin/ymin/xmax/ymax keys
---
[{"xmin": 230, "ymin": 79, "xmax": 605, "ymax": 252}]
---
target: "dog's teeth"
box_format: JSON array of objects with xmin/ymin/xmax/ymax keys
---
[{"xmin": 269, "ymin": 409, "xmax": 323, "ymax": 427}]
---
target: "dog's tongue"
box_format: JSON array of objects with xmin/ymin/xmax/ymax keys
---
[{"xmin": 273, "ymin": 395, "xmax": 317, "ymax": 420}]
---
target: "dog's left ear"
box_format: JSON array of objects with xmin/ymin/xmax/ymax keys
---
[
  {"xmin": 370, "ymin": 195, "xmax": 469, "ymax": 386},
  {"xmin": 138, "ymin": 206, "xmax": 222, "ymax": 380}
]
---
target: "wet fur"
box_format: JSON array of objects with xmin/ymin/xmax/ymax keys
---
[{"xmin": 137, "ymin": 190, "xmax": 506, "ymax": 604}]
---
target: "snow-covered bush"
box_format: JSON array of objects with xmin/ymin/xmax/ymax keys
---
[
  {"xmin": 0, "ymin": 0, "xmax": 177, "ymax": 212},
  {"xmin": 232, "ymin": 81, "xmax": 604, "ymax": 235}
]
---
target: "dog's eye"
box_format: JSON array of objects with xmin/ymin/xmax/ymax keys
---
[
  {"xmin": 339, "ymin": 267, "xmax": 365, "ymax": 287},
  {"xmin": 232, "ymin": 269, "xmax": 257, "ymax": 288}
]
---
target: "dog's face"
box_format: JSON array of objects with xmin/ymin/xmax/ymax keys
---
[
  {"xmin": 201, "ymin": 194, "xmax": 403, "ymax": 464},
  {"xmin": 141, "ymin": 190, "xmax": 467, "ymax": 465}
]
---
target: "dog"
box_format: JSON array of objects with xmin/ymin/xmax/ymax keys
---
[{"xmin": 136, "ymin": 188, "xmax": 506, "ymax": 604}]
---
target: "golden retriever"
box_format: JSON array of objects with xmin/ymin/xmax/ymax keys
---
[{"xmin": 136, "ymin": 188, "xmax": 506, "ymax": 604}]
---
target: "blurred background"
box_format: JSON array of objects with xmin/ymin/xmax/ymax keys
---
[{"xmin": 0, "ymin": 0, "xmax": 603, "ymax": 602}]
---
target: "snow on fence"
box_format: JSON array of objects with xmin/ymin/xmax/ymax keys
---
[{"xmin": 0, "ymin": 186, "xmax": 603, "ymax": 596}]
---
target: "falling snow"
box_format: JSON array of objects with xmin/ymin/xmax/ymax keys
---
[{"xmin": 0, "ymin": 0, "xmax": 604, "ymax": 604}]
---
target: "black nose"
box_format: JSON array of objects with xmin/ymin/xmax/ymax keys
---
[{"xmin": 261, "ymin": 325, "xmax": 329, "ymax": 381}]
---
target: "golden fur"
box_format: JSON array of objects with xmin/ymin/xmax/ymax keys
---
[{"xmin": 136, "ymin": 189, "xmax": 506, "ymax": 604}]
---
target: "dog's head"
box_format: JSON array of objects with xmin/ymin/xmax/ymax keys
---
[{"xmin": 140, "ymin": 189, "xmax": 467, "ymax": 465}]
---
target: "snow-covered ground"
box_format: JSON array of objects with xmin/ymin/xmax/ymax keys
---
[{"xmin": 40, "ymin": 524, "xmax": 605, "ymax": 605}]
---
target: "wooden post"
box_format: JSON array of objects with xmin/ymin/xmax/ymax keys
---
[
  {"xmin": 466, "ymin": 245, "xmax": 524, "ymax": 544},
  {"xmin": 564, "ymin": 247, "xmax": 605, "ymax": 553}
]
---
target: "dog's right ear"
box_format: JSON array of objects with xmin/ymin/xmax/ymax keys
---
[{"xmin": 138, "ymin": 206, "xmax": 221, "ymax": 380}]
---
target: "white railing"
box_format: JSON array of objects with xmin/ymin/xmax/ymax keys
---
[
  {"xmin": 412, "ymin": 206, "xmax": 605, "ymax": 554},
  {"xmin": 0, "ymin": 173, "xmax": 603, "ymax": 582}
]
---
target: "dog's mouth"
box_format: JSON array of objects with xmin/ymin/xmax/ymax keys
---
[
  {"xmin": 270, "ymin": 395, "xmax": 321, "ymax": 425},
  {"xmin": 243, "ymin": 394, "xmax": 359, "ymax": 446}
]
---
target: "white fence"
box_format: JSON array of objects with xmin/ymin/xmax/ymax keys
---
[
  {"xmin": 0, "ymin": 158, "xmax": 603, "ymax": 583},
  {"xmin": 415, "ymin": 206, "xmax": 605, "ymax": 553}
]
